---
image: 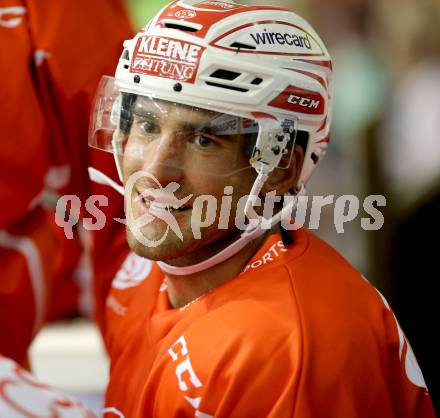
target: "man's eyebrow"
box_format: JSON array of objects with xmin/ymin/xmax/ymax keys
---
[
  {"xmin": 182, "ymin": 121, "xmax": 212, "ymax": 131},
  {"xmin": 132, "ymin": 97, "xmax": 169, "ymax": 116},
  {"xmin": 182, "ymin": 110, "xmax": 222, "ymax": 130},
  {"xmin": 132, "ymin": 106, "xmax": 160, "ymax": 118}
]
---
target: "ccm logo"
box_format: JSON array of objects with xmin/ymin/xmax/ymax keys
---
[
  {"xmin": 269, "ymin": 85, "xmax": 325, "ymax": 115},
  {"xmin": 287, "ymin": 94, "xmax": 320, "ymax": 109}
]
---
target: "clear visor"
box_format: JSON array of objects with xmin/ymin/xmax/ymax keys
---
[{"xmin": 89, "ymin": 76, "xmax": 261, "ymax": 177}]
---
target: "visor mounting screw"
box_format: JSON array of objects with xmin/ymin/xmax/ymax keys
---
[
  {"xmin": 134, "ymin": 75, "xmax": 141, "ymax": 84},
  {"xmin": 173, "ymin": 82, "xmax": 183, "ymax": 92},
  {"xmin": 272, "ymin": 146, "xmax": 281, "ymax": 155}
]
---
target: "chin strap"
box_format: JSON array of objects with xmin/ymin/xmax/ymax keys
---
[
  {"xmin": 88, "ymin": 167, "xmax": 125, "ymax": 195},
  {"xmin": 157, "ymin": 183, "xmax": 305, "ymax": 276}
]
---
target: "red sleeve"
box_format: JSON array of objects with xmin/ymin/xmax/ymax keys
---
[
  {"xmin": 25, "ymin": 0, "xmax": 133, "ymax": 203},
  {"xmin": 23, "ymin": 0, "xmax": 132, "ymax": 324},
  {"xmin": 0, "ymin": 208, "xmax": 55, "ymax": 364},
  {"xmin": 0, "ymin": 1, "xmax": 48, "ymax": 228}
]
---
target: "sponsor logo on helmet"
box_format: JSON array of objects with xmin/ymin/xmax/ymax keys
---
[
  {"xmin": 195, "ymin": 1, "xmax": 241, "ymax": 10},
  {"xmin": 268, "ymin": 85, "xmax": 325, "ymax": 115},
  {"xmin": 287, "ymin": 94, "xmax": 320, "ymax": 109},
  {"xmin": 131, "ymin": 36, "xmax": 205, "ymax": 83},
  {"xmin": 174, "ymin": 9, "xmax": 197, "ymax": 18},
  {"xmin": 212, "ymin": 22, "xmax": 324, "ymax": 56},
  {"xmin": 250, "ymin": 30, "xmax": 312, "ymax": 49}
]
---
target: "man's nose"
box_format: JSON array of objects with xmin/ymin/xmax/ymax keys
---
[{"xmin": 141, "ymin": 132, "xmax": 184, "ymax": 184}]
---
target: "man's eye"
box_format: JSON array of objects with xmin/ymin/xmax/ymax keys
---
[
  {"xmin": 138, "ymin": 120, "xmax": 159, "ymax": 134},
  {"xmin": 194, "ymin": 134, "xmax": 216, "ymax": 148}
]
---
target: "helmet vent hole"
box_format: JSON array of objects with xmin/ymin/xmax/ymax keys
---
[
  {"xmin": 210, "ymin": 69, "xmax": 241, "ymax": 80},
  {"xmin": 251, "ymin": 77, "xmax": 263, "ymax": 85},
  {"xmin": 230, "ymin": 42, "xmax": 256, "ymax": 50},
  {"xmin": 122, "ymin": 49, "xmax": 129, "ymax": 60},
  {"xmin": 205, "ymin": 82, "xmax": 249, "ymax": 93},
  {"xmin": 163, "ymin": 22, "xmax": 199, "ymax": 32}
]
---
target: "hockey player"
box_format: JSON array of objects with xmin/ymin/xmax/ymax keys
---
[{"xmin": 89, "ymin": 1, "xmax": 435, "ymax": 416}]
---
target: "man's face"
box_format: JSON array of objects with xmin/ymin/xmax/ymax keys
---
[{"xmin": 121, "ymin": 96, "xmax": 258, "ymax": 263}]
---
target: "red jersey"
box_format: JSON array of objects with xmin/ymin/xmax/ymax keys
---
[
  {"xmin": 0, "ymin": 208, "xmax": 55, "ymax": 364},
  {"xmin": 103, "ymin": 228, "xmax": 435, "ymax": 417}
]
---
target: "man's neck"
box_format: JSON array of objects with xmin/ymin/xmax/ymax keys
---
[{"xmin": 164, "ymin": 229, "xmax": 275, "ymax": 309}]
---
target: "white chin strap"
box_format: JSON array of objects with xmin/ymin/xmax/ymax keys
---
[
  {"xmin": 157, "ymin": 170, "xmax": 305, "ymax": 275},
  {"xmin": 88, "ymin": 167, "xmax": 125, "ymax": 195}
]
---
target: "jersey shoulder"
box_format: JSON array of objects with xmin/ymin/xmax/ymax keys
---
[{"xmin": 286, "ymin": 228, "xmax": 384, "ymax": 326}]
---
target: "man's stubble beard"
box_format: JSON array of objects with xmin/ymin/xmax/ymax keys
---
[
  {"xmin": 124, "ymin": 169, "xmax": 258, "ymax": 265},
  {"xmin": 125, "ymin": 208, "xmax": 238, "ymax": 265},
  {"xmin": 126, "ymin": 209, "xmax": 190, "ymax": 260}
]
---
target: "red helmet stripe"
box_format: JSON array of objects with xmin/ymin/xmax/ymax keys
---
[
  {"xmin": 295, "ymin": 59, "xmax": 333, "ymax": 70},
  {"xmin": 282, "ymin": 67, "xmax": 327, "ymax": 89}
]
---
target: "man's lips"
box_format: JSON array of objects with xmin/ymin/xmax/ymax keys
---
[{"xmin": 134, "ymin": 190, "xmax": 192, "ymax": 212}]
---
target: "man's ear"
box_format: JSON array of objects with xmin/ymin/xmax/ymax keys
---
[{"xmin": 261, "ymin": 144, "xmax": 304, "ymax": 196}]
